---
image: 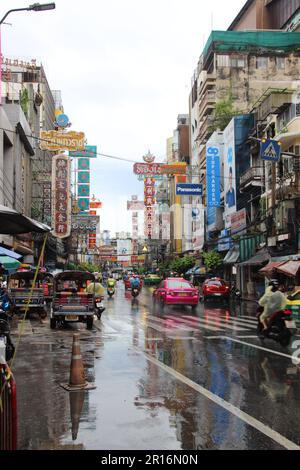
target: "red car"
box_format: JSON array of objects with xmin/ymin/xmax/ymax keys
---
[
  {"xmin": 202, "ymin": 278, "xmax": 230, "ymax": 300},
  {"xmin": 153, "ymin": 278, "xmax": 199, "ymax": 308}
]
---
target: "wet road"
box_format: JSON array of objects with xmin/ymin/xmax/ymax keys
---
[{"xmin": 11, "ymin": 282, "xmax": 300, "ymax": 450}]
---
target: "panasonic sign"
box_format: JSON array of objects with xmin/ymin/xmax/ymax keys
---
[{"xmin": 176, "ymin": 184, "xmax": 203, "ymax": 196}]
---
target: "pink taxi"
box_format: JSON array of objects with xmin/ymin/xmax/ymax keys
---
[{"xmin": 153, "ymin": 278, "xmax": 199, "ymax": 309}]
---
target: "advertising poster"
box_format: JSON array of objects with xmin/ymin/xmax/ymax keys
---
[
  {"xmin": 206, "ymin": 145, "xmax": 221, "ymax": 208},
  {"xmin": 117, "ymin": 239, "xmax": 131, "ymax": 262},
  {"xmin": 223, "ymin": 118, "xmax": 236, "ymax": 226}
]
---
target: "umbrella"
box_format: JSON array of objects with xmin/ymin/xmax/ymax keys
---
[
  {"xmin": 0, "ymin": 256, "xmax": 22, "ymax": 271},
  {"xmin": 0, "ymin": 204, "xmax": 51, "ymax": 234}
]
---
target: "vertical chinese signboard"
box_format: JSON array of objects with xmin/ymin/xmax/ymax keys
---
[
  {"xmin": 144, "ymin": 177, "xmax": 156, "ymax": 239},
  {"xmin": 52, "ymin": 155, "xmax": 71, "ymax": 238}
]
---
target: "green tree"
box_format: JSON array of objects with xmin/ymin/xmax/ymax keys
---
[
  {"xmin": 209, "ymin": 94, "xmax": 239, "ymax": 133},
  {"xmin": 202, "ymin": 251, "xmax": 223, "ymax": 271},
  {"xmin": 169, "ymin": 256, "xmax": 196, "ymax": 274}
]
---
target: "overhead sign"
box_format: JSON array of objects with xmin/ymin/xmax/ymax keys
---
[
  {"xmin": 69, "ymin": 145, "xmax": 97, "ymax": 158},
  {"xmin": 133, "ymin": 163, "xmax": 162, "ymax": 175},
  {"xmin": 40, "ymin": 131, "xmax": 85, "ymax": 151},
  {"xmin": 176, "ymin": 184, "xmax": 203, "ymax": 196},
  {"xmin": 71, "ymin": 215, "xmax": 99, "ymax": 233},
  {"xmin": 161, "ymin": 163, "xmax": 187, "ymax": 175},
  {"xmin": 206, "ymin": 145, "xmax": 221, "ymax": 207},
  {"xmin": 260, "ymin": 139, "xmax": 281, "ymax": 162},
  {"xmin": 52, "ymin": 155, "xmax": 71, "ymax": 239}
]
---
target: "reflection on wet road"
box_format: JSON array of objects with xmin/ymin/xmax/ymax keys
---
[{"xmin": 12, "ymin": 283, "xmax": 300, "ymax": 450}]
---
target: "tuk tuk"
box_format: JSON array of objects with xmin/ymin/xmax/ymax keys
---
[
  {"xmin": 50, "ymin": 271, "xmax": 96, "ymax": 330},
  {"xmin": 8, "ymin": 271, "xmax": 54, "ymax": 318}
]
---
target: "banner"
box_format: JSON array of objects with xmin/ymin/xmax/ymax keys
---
[
  {"xmin": 52, "ymin": 155, "xmax": 71, "ymax": 238},
  {"xmin": 223, "ymin": 119, "xmax": 236, "ymax": 226},
  {"xmin": 117, "ymin": 239, "xmax": 131, "ymax": 262},
  {"xmin": 69, "ymin": 145, "xmax": 97, "ymax": 158},
  {"xmin": 206, "ymin": 145, "xmax": 221, "ymax": 207}
]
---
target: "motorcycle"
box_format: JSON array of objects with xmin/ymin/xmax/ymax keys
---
[
  {"xmin": 131, "ymin": 287, "xmax": 140, "ymax": 298},
  {"xmin": 257, "ymin": 307, "xmax": 297, "ymax": 347},
  {"xmin": 0, "ymin": 309, "xmax": 15, "ymax": 362},
  {"xmin": 107, "ymin": 285, "xmax": 115, "ymax": 298},
  {"xmin": 95, "ymin": 296, "xmax": 106, "ymax": 319}
]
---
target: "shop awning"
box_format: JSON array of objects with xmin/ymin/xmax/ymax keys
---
[
  {"xmin": 276, "ymin": 260, "xmax": 300, "ymax": 278},
  {"xmin": 259, "ymin": 261, "xmax": 286, "ymax": 275},
  {"xmin": 0, "ymin": 204, "xmax": 51, "ymax": 234},
  {"xmin": 0, "ymin": 256, "xmax": 22, "ymax": 271},
  {"xmin": 223, "ymin": 245, "xmax": 240, "ymax": 264},
  {"xmin": 0, "ymin": 246, "xmax": 22, "ymax": 260},
  {"xmin": 240, "ymin": 248, "xmax": 270, "ymax": 266}
]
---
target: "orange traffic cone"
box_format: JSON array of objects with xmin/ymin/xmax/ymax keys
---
[{"xmin": 60, "ymin": 333, "xmax": 96, "ymax": 391}]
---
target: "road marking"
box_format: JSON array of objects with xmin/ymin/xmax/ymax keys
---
[
  {"xmin": 220, "ymin": 336, "xmax": 300, "ymax": 363},
  {"xmin": 180, "ymin": 315, "xmax": 250, "ymax": 332},
  {"xmin": 147, "ymin": 314, "xmax": 223, "ymax": 332},
  {"xmin": 133, "ymin": 347, "xmax": 300, "ymax": 450},
  {"xmin": 204, "ymin": 314, "xmax": 258, "ymax": 326}
]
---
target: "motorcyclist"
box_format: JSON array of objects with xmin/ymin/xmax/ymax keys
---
[
  {"xmin": 258, "ymin": 279, "xmax": 287, "ymax": 330},
  {"xmin": 107, "ymin": 274, "xmax": 116, "ymax": 289},
  {"xmin": 130, "ymin": 275, "xmax": 141, "ymax": 291},
  {"xmin": 85, "ymin": 274, "xmax": 105, "ymax": 297}
]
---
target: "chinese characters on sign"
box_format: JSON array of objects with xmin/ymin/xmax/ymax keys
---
[
  {"xmin": 43, "ymin": 181, "xmax": 52, "ymax": 224},
  {"xmin": 144, "ymin": 178, "xmax": 156, "ymax": 239},
  {"xmin": 52, "ymin": 155, "xmax": 71, "ymax": 239}
]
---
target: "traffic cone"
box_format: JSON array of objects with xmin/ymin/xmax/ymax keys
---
[
  {"xmin": 69, "ymin": 390, "xmax": 85, "ymax": 441},
  {"xmin": 60, "ymin": 333, "xmax": 96, "ymax": 391},
  {"xmin": 69, "ymin": 333, "xmax": 86, "ymax": 388}
]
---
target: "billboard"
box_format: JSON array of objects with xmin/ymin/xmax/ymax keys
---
[
  {"xmin": 69, "ymin": 145, "xmax": 97, "ymax": 158},
  {"xmin": 52, "ymin": 155, "xmax": 71, "ymax": 239},
  {"xmin": 206, "ymin": 145, "xmax": 221, "ymax": 207},
  {"xmin": 223, "ymin": 119, "xmax": 236, "ymax": 227},
  {"xmin": 40, "ymin": 131, "xmax": 85, "ymax": 151},
  {"xmin": 117, "ymin": 239, "xmax": 131, "ymax": 262},
  {"xmin": 231, "ymin": 208, "xmax": 247, "ymax": 234},
  {"xmin": 176, "ymin": 184, "xmax": 203, "ymax": 196}
]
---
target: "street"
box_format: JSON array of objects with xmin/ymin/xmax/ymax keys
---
[{"xmin": 12, "ymin": 283, "xmax": 300, "ymax": 450}]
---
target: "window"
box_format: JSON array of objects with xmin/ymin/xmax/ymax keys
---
[
  {"xmin": 276, "ymin": 57, "xmax": 285, "ymax": 70},
  {"xmin": 230, "ymin": 57, "xmax": 245, "ymax": 68},
  {"xmin": 256, "ymin": 57, "xmax": 268, "ymax": 69},
  {"xmin": 217, "ymin": 55, "xmax": 230, "ymax": 67},
  {"xmin": 167, "ymin": 280, "xmax": 192, "ymax": 289}
]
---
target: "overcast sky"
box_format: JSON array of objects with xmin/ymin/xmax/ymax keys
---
[{"xmin": 1, "ymin": 0, "xmax": 244, "ymax": 234}]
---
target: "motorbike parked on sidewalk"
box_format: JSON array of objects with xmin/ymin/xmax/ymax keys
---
[{"xmin": 257, "ymin": 306, "xmax": 297, "ymax": 347}]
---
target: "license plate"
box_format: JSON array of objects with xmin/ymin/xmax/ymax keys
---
[
  {"xmin": 66, "ymin": 315, "xmax": 78, "ymax": 321},
  {"xmin": 96, "ymin": 303, "xmax": 102, "ymax": 308},
  {"xmin": 285, "ymin": 320, "xmax": 296, "ymax": 329},
  {"xmin": 178, "ymin": 293, "xmax": 187, "ymax": 297}
]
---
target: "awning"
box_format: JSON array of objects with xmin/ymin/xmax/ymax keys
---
[
  {"xmin": 0, "ymin": 246, "xmax": 22, "ymax": 260},
  {"xmin": 0, "ymin": 255, "xmax": 22, "ymax": 271},
  {"xmin": 0, "ymin": 204, "xmax": 51, "ymax": 234},
  {"xmin": 240, "ymin": 248, "xmax": 270, "ymax": 266},
  {"xmin": 259, "ymin": 261, "xmax": 286, "ymax": 275},
  {"xmin": 223, "ymin": 245, "xmax": 240, "ymax": 264},
  {"xmin": 276, "ymin": 260, "xmax": 300, "ymax": 278}
]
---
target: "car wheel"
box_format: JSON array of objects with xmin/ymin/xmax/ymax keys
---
[{"xmin": 86, "ymin": 317, "xmax": 93, "ymax": 330}]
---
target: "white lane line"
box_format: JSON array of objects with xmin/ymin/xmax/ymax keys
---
[
  {"xmin": 181, "ymin": 315, "xmax": 249, "ymax": 332},
  {"xmin": 201, "ymin": 317, "xmax": 257, "ymax": 330},
  {"xmin": 222, "ymin": 336, "xmax": 300, "ymax": 363},
  {"xmin": 146, "ymin": 314, "xmax": 223, "ymax": 332},
  {"xmin": 133, "ymin": 347, "xmax": 300, "ymax": 450},
  {"xmin": 205, "ymin": 314, "xmax": 258, "ymax": 326}
]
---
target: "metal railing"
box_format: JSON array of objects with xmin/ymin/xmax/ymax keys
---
[{"xmin": 240, "ymin": 166, "xmax": 264, "ymax": 187}]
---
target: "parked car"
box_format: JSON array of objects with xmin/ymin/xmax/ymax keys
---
[
  {"xmin": 202, "ymin": 278, "xmax": 230, "ymax": 301},
  {"xmin": 153, "ymin": 278, "xmax": 199, "ymax": 309}
]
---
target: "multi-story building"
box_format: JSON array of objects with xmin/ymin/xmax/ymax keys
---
[{"xmin": 228, "ymin": 0, "xmax": 300, "ymax": 32}]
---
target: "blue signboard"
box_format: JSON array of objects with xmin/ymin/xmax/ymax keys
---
[
  {"xmin": 206, "ymin": 146, "xmax": 221, "ymax": 207},
  {"xmin": 260, "ymin": 139, "xmax": 281, "ymax": 162},
  {"xmin": 69, "ymin": 145, "xmax": 97, "ymax": 158},
  {"xmin": 176, "ymin": 184, "xmax": 203, "ymax": 196}
]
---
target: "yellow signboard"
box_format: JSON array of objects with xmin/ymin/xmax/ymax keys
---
[
  {"xmin": 40, "ymin": 131, "xmax": 85, "ymax": 151},
  {"xmin": 160, "ymin": 162, "xmax": 187, "ymax": 175}
]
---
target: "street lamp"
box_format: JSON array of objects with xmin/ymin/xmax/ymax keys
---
[{"xmin": 0, "ymin": 3, "xmax": 55, "ymax": 25}]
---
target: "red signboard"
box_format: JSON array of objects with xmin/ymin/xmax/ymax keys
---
[
  {"xmin": 133, "ymin": 163, "xmax": 162, "ymax": 175},
  {"xmin": 52, "ymin": 155, "xmax": 71, "ymax": 238}
]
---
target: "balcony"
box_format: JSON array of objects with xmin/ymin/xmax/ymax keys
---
[
  {"xmin": 240, "ymin": 166, "xmax": 264, "ymax": 190},
  {"xmin": 198, "ymin": 90, "xmax": 216, "ymax": 121},
  {"xmin": 254, "ymin": 89, "xmax": 293, "ymax": 122},
  {"xmin": 198, "ymin": 72, "xmax": 216, "ymax": 95}
]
